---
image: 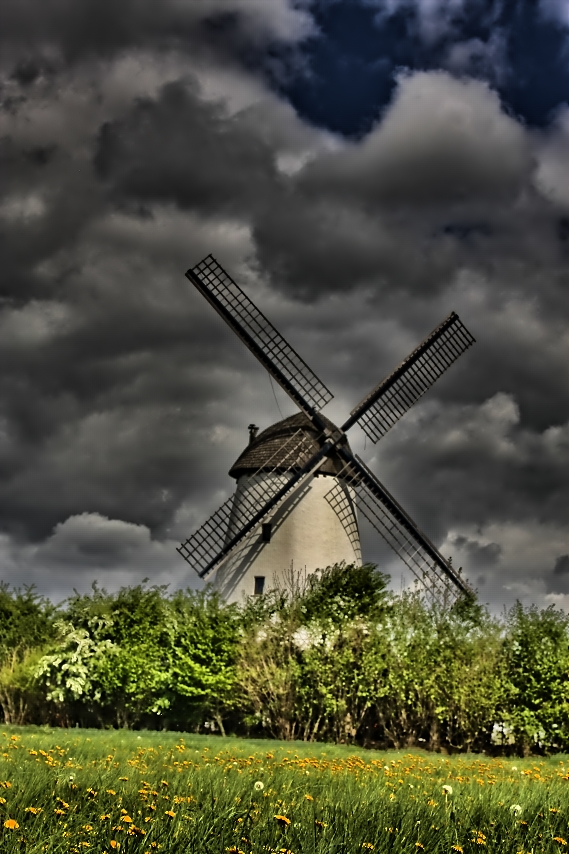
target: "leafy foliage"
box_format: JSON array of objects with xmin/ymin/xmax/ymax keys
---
[{"xmin": 0, "ymin": 567, "xmax": 568, "ymax": 755}]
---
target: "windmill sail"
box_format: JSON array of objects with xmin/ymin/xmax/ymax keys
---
[
  {"xmin": 177, "ymin": 428, "xmax": 325, "ymax": 578},
  {"xmin": 187, "ymin": 256, "xmax": 333, "ymax": 417},
  {"xmin": 335, "ymin": 450, "xmax": 473, "ymax": 603},
  {"xmin": 343, "ymin": 312, "xmax": 475, "ymax": 442},
  {"xmin": 181, "ymin": 254, "xmax": 477, "ymax": 604}
]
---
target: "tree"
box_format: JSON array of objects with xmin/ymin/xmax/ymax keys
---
[{"xmin": 501, "ymin": 602, "xmax": 569, "ymax": 754}]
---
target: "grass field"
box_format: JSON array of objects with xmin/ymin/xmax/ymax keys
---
[{"xmin": 0, "ymin": 727, "xmax": 568, "ymax": 853}]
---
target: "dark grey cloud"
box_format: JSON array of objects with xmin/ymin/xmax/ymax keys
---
[
  {"xmin": 546, "ymin": 555, "xmax": 569, "ymax": 595},
  {"xmin": 0, "ymin": 0, "xmax": 566, "ymax": 610},
  {"xmin": 94, "ymin": 78, "xmax": 279, "ymax": 217},
  {"xmin": 0, "ymin": 0, "xmax": 314, "ymax": 66}
]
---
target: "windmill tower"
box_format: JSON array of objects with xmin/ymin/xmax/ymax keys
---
[{"xmin": 178, "ymin": 255, "xmax": 476, "ymax": 605}]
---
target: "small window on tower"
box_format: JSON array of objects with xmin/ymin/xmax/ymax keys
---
[
  {"xmin": 261, "ymin": 522, "xmax": 272, "ymax": 542},
  {"xmin": 254, "ymin": 576, "xmax": 265, "ymax": 596}
]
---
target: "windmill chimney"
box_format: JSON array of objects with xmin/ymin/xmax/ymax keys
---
[{"xmin": 248, "ymin": 424, "xmax": 259, "ymax": 444}]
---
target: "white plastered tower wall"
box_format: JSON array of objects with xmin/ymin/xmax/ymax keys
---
[{"xmin": 212, "ymin": 471, "xmax": 361, "ymax": 604}]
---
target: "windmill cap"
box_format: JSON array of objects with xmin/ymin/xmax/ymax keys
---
[{"xmin": 229, "ymin": 412, "xmax": 352, "ymax": 479}]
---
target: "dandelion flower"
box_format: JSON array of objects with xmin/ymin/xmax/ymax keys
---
[
  {"xmin": 304, "ymin": 794, "xmax": 313, "ymax": 801},
  {"xmin": 274, "ymin": 815, "xmax": 291, "ymax": 826},
  {"xmin": 553, "ymin": 839, "xmax": 568, "ymax": 846},
  {"xmin": 362, "ymin": 844, "xmax": 374, "ymax": 849},
  {"xmin": 4, "ymin": 819, "xmax": 19, "ymax": 830},
  {"xmin": 0, "ymin": 797, "xmax": 6, "ymax": 805},
  {"xmin": 254, "ymin": 781, "xmax": 264, "ymax": 791},
  {"xmin": 415, "ymin": 843, "xmax": 425, "ymax": 849},
  {"xmin": 510, "ymin": 805, "xmax": 523, "ymax": 816},
  {"xmin": 442, "ymin": 785, "xmax": 453, "ymax": 795},
  {"xmin": 121, "ymin": 816, "xmax": 133, "ymax": 823},
  {"xmin": 165, "ymin": 810, "xmax": 176, "ymax": 818},
  {"xmin": 451, "ymin": 846, "xmax": 464, "ymax": 853},
  {"xmin": 25, "ymin": 807, "xmax": 42, "ymax": 815},
  {"xmin": 110, "ymin": 842, "xmax": 120, "ymax": 850}
]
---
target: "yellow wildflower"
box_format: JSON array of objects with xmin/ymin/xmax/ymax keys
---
[
  {"xmin": 110, "ymin": 842, "xmax": 120, "ymax": 850},
  {"xmin": 25, "ymin": 807, "xmax": 42, "ymax": 815},
  {"xmin": 107, "ymin": 790, "xmax": 116, "ymax": 795},
  {"xmin": 121, "ymin": 816, "xmax": 133, "ymax": 823},
  {"xmin": 100, "ymin": 814, "xmax": 111, "ymax": 820},
  {"xmin": 451, "ymin": 846, "xmax": 464, "ymax": 853},
  {"xmin": 165, "ymin": 810, "xmax": 176, "ymax": 818},
  {"xmin": 362, "ymin": 845, "xmax": 374, "ymax": 850},
  {"xmin": 4, "ymin": 818, "xmax": 19, "ymax": 830},
  {"xmin": 553, "ymin": 839, "xmax": 567, "ymax": 846},
  {"xmin": 274, "ymin": 815, "xmax": 291, "ymax": 826},
  {"xmin": 304, "ymin": 794, "xmax": 314, "ymax": 800},
  {"xmin": 415, "ymin": 844, "xmax": 424, "ymax": 850}
]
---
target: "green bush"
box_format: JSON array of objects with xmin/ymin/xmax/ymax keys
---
[{"xmin": 1, "ymin": 566, "xmax": 568, "ymax": 756}]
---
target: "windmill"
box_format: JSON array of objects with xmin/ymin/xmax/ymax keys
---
[{"xmin": 178, "ymin": 255, "xmax": 476, "ymax": 605}]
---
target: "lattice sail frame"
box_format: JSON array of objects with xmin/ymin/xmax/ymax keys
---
[
  {"xmin": 323, "ymin": 481, "xmax": 362, "ymax": 564},
  {"xmin": 331, "ymin": 455, "xmax": 472, "ymax": 605},
  {"xmin": 345, "ymin": 312, "xmax": 475, "ymax": 443},
  {"xmin": 177, "ymin": 428, "xmax": 317, "ymax": 578},
  {"xmin": 187, "ymin": 256, "xmax": 333, "ymax": 416}
]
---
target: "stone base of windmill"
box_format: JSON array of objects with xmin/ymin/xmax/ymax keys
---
[{"xmin": 212, "ymin": 473, "xmax": 361, "ymax": 603}]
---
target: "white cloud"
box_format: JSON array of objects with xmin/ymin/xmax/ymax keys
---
[
  {"xmin": 534, "ymin": 107, "xmax": 569, "ymax": 209},
  {"xmin": 539, "ymin": 0, "xmax": 569, "ymax": 27},
  {"xmin": 302, "ymin": 71, "xmax": 530, "ymax": 205},
  {"xmin": 365, "ymin": 0, "xmax": 470, "ymax": 44}
]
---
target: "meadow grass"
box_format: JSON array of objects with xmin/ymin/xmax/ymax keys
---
[{"xmin": 0, "ymin": 727, "xmax": 568, "ymax": 853}]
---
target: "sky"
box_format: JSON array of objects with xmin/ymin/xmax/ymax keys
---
[{"xmin": 0, "ymin": 0, "xmax": 567, "ymax": 611}]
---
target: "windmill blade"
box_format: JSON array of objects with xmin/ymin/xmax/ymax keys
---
[
  {"xmin": 187, "ymin": 255, "xmax": 333, "ymax": 417},
  {"xmin": 178, "ymin": 428, "xmax": 330, "ymax": 578},
  {"xmin": 336, "ymin": 449, "xmax": 473, "ymax": 603},
  {"xmin": 343, "ymin": 312, "xmax": 475, "ymax": 442},
  {"xmin": 323, "ymin": 480, "xmax": 362, "ymax": 563}
]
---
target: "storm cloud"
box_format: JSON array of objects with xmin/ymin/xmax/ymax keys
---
[{"xmin": 0, "ymin": 0, "xmax": 566, "ymax": 609}]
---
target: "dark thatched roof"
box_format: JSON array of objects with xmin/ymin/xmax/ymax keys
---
[{"xmin": 229, "ymin": 413, "xmax": 351, "ymax": 479}]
